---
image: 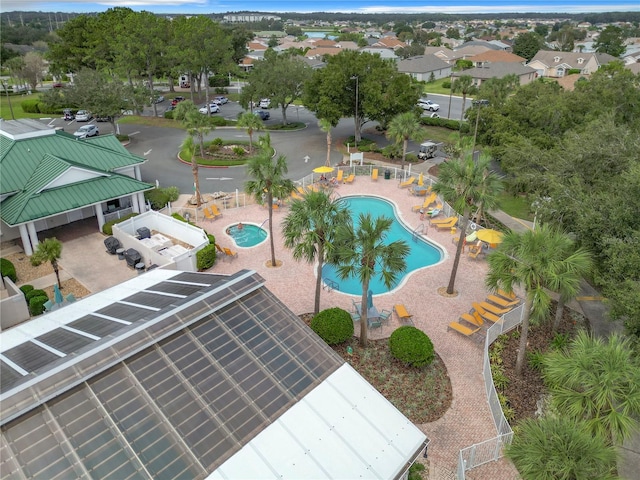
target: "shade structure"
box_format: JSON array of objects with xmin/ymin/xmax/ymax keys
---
[
  {"xmin": 53, "ymin": 284, "xmax": 64, "ymax": 304},
  {"xmin": 313, "ymin": 166, "xmax": 334, "ymax": 174},
  {"xmin": 477, "ymin": 229, "xmax": 504, "ymax": 244},
  {"xmin": 418, "ymin": 173, "xmax": 424, "ymax": 186}
]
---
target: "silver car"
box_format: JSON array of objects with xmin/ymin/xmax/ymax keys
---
[
  {"xmin": 73, "ymin": 125, "xmax": 99, "ymax": 138},
  {"xmin": 75, "ymin": 110, "xmax": 91, "ymax": 121}
]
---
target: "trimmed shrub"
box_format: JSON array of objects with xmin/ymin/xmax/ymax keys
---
[
  {"xmin": 26, "ymin": 289, "xmax": 47, "ymax": 302},
  {"xmin": 19, "ymin": 284, "xmax": 34, "ymax": 295},
  {"xmin": 164, "ymin": 110, "xmax": 174, "ymax": 119},
  {"xmin": 207, "ymin": 234, "xmax": 216, "ymax": 244},
  {"xmin": 310, "ymin": 307, "xmax": 354, "ymax": 345},
  {"xmin": 0, "ymin": 257, "xmax": 17, "ymax": 282},
  {"xmin": 209, "ymin": 116, "xmax": 227, "ymax": 127},
  {"xmin": 145, "ymin": 186, "xmax": 179, "ymax": 210},
  {"xmin": 29, "ymin": 296, "xmax": 49, "ymax": 316},
  {"xmin": 389, "ymin": 326, "xmax": 435, "ymax": 368},
  {"xmin": 20, "ymin": 99, "xmax": 41, "ymax": 113},
  {"xmin": 102, "ymin": 212, "xmax": 139, "ymax": 235},
  {"xmin": 211, "ymin": 137, "xmax": 224, "ymax": 147},
  {"xmin": 196, "ymin": 244, "xmax": 217, "ymax": 270}
]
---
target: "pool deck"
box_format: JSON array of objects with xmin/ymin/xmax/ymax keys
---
[{"xmin": 192, "ymin": 177, "xmax": 520, "ymax": 479}]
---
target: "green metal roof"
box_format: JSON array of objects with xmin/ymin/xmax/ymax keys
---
[{"xmin": 0, "ymin": 131, "xmax": 146, "ymax": 196}]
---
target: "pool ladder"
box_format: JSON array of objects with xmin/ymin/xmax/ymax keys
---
[
  {"xmin": 322, "ymin": 277, "xmax": 339, "ymax": 293},
  {"xmin": 412, "ymin": 223, "xmax": 427, "ymax": 242},
  {"xmin": 259, "ymin": 218, "xmax": 269, "ymax": 228}
]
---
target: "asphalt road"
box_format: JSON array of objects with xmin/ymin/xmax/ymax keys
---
[{"xmin": 43, "ymin": 93, "xmax": 467, "ymax": 195}]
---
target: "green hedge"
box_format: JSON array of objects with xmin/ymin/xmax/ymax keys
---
[
  {"xmin": 420, "ymin": 115, "xmax": 466, "ymax": 131},
  {"xmin": 389, "ymin": 326, "xmax": 435, "ymax": 368},
  {"xmin": 29, "ymin": 296, "xmax": 48, "ymax": 316},
  {"xmin": 0, "ymin": 258, "xmax": 17, "ymax": 282},
  {"xmin": 196, "ymin": 244, "xmax": 217, "ymax": 270},
  {"xmin": 145, "ymin": 186, "xmax": 180, "ymax": 210},
  {"xmin": 25, "ymin": 289, "xmax": 47, "ymax": 301},
  {"xmin": 310, "ymin": 308, "xmax": 354, "ymax": 345},
  {"xmin": 102, "ymin": 212, "xmax": 139, "ymax": 235},
  {"xmin": 207, "ymin": 234, "xmax": 216, "ymax": 244},
  {"xmin": 20, "ymin": 99, "xmax": 42, "ymax": 113},
  {"xmin": 19, "ymin": 284, "xmax": 34, "ymax": 295},
  {"xmin": 164, "ymin": 110, "xmax": 174, "ymax": 119}
]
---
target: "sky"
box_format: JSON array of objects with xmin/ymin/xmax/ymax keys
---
[{"xmin": 3, "ymin": 0, "xmax": 640, "ymax": 15}]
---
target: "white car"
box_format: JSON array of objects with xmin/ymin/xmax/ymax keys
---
[
  {"xmin": 418, "ymin": 99, "xmax": 440, "ymax": 112},
  {"xmin": 259, "ymin": 98, "xmax": 271, "ymax": 108},
  {"xmin": 75, "ymin": 110, "xmax": 91, "ymax": 121},
  {"xmin": 73, "ymin": 125, "xmax": 99, "ymax": 138},
  {"xmin": 199, "ymin": 104, "xmax": 220, "ymax": 114}
]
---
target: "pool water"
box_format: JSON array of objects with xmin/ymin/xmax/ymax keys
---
[
  {"xmin": 321, "ymin": 196, "xmax": 443, "ymax": 295},
  {"xmin": 226, "ymin": 223, "xmax": 268, "ymax": 248}
]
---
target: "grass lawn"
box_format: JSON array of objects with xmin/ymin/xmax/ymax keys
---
[
  {"xmin": 0, "ymin": 92, "xmax": 46, "ymax": 120},
  {"xmin": 420, "ymin": 78, "xmax": 453, "ymax": 96},
  {"xmin": 498, "ymin": 192, "xmax": 534, "ymax": 221},
  {"xmin": 117, "ymin": 115, "xmax": 185, "ymax": 128}
]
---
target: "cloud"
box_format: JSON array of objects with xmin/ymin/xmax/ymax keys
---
[{"xmin": 1, "ymin": 0, "xmax": 208, "ymax": 11}]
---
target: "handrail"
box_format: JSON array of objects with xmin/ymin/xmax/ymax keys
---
[
  {"xmin": 412, "ymin": 223, "xmax": 426, "ymax": 241},
  {"xmin": 322, "ymin": 277, "xmax": 339, "ymax": 292}
]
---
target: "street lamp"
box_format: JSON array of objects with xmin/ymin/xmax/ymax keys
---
[
  {"xmin": 471, "ymin": 99, "xmax": 489, "ymax": 161},
  {"xmin": 447, "ymin": 71, "xmax": 454, "ymax": 119},
  {"xmin": 350, "ymin": 75, "xmax": 359, "ymax": 149}
]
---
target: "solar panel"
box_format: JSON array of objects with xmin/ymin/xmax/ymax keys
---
[
  {"xmin": 122, "ymin": 291, "xmax": 181, "ymax": 309},
  {"xmin": 0, "ymin": 361, "xmax": 24, "ymax": 392},
  {"xmin": 146, "ymin": 281, "xmax": 206, "ymax": 296},
  {"xmin": 36, "ymin": 329, "xmax": 95, "ymax": 354},
  {"xmin": 3, "ymin": 343, "xmax": 61, "ymax": 374},
  {"xmin": 68, "ymin": 315, "xmax": 127, "ymax": 338}
]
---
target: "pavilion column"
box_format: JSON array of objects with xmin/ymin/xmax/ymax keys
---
[
  {"xmin": 95, "ymin": 205, "xmax": 105, "ymax": 231},
  {"xmin": 26, "ymin": 222, "xmax": 38, "ymax": 253},
  {"xmin": 131, "ymin": 194, "xmax": 140, "ymax": 214},
  {"xmin": 19, "ymin": 224, "xmax": 33, "ymax": 256}
]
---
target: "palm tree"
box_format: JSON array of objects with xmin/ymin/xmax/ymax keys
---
[
  {"xmin": 386, "ymin": 112, "xmax": 427, "ymax": 170},
  {"xmin": 282, "ymin": 190, "xmax": 351, "ymax": 314},
  {"xmin": 542, "ymin": 330, "xmax": 640, "ymax": 445},
  {"xmin": 174, "ymin": 100, "xmax": 212, "ymax": 158},
  {"xmin": 485, "ymin": 225, "xmax": 593, "ymax": 376},
  {"xmin": 333, "ymin": 213, "xmax": 409, "ymax": 347},
  {"xmin": 506, "ymin": 415, "xmax": 618, "ymax": 480},
  {"xmin": 471, "ymin": 155, "xmax": 505, "ymax": 227},
  {"xmin": 30, "ymin": 238, "xmax": 63, "ymax": 288},
  {"xmin": 433, "ymin": 154, "xmax": 503, "ymax": 295},
  {"xmin": 318, "ymin": 118, "xmax": 336, "ymax": 167},
  {"xmin": 245, "ymin": 153, "xmax": 295, "ymax": 267},
  {"xmin": 237, "ymin": 111, "xmax": 263, "ymax": 153},
  {"xmin": 181, "ymin": 135, "xmax": 203, "ymax": 207},
  {"xmin": 452, "ymin": 75, "xmax": 477, "ymax": 124}
]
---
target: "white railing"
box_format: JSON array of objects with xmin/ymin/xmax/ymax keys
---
[{"xmin": 456, "ymin": 305, "xmax": 524, "ymax": 479}]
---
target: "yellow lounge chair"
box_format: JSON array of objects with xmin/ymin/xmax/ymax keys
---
[
  {"xmin": 371, "ymin": 168, "xmax": 378, "ymax": 181},
  {"xmin": 210, "ymin": 204, "xmax": 223, "ymax": 218},
  {"xmin": 487, "ymin": 294, "xmax": 520, "ymax": 308},
  {"xmin": 429, "ymin": 215, "xmax": 457, "ymax": 225},
  {"xmin": 223, "ymin": 247, "xmax": 238, "ymax": 258},
  {"xmin": 477, "ymin": 301, "xmax": 514, "ymax": 315},
  {"xmin": 291, "ymin": 191, "xmax": 303, "ymax": 200},
  {"xmin": 496, "ymin": 289, "xmax": 518, "ymax": 301},
  {"xmin": 215, "ymin": 244, "xmax": 225, "ymax": 254},
  {"xmin": 468, "ymin": 241, "xmax": 484, "ymax": 259},
  {"xmin": 472, "ymin": 302, "xmax": 501, "ymax": 323},
  {"xmin": 336, "ymin": 170, "xmax": 344, "ymax": 183},
  {"xmin": 344, "ymin": 173, "xmax": 355, "ymax": 184},
  {"xmin": 394, "ymin": 304, "xmax": 413, "ymax": 323},
  {"xmin": 203, "ymin": 207, "xmax": 218, "ymax": 221},
  {"xmin": 412, "ymin": 193, "xmax": 437, "ymax": 212},
  {"xmin": 434, "ymin": 218, "xmax": 458, "ymax": 230},
  {"xmin": 448, "ymin": 321, "xmax": 481, "ymax": 337},
  {"xmin": 398, "ymin": 176, "xmax": 416, "ymax": 188}
]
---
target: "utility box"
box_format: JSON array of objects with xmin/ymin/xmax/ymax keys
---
[
  {"xmin": 417, "ymin": 141, "xmax": 440, "ymax": 160},
  {"xmin": 384, "ymin": 169, "xmax": 391, "ymax": 180}
]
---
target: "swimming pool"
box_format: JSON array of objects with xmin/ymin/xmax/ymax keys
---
[
  {"xmin": 226, "ymin": 223, "xmax": 268, "ymax": 248},
  {"xmin": 321, "ymin": 196, "xmax": 443, "ymax": 295}
]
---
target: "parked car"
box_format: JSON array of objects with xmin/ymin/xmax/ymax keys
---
[
  {"xmin": 75, "ymin": 110, "xmax": 91, "ymax": 122},
  {"xmin": 52, "ymin": 82, "xmax": 65, "ymax": 88},
  {"xmin": 73, "ymin": 125, "xmax": 99, "ymax": 138},
  {"xmin": 259, "ymin": 98, "xmax": 271, "ymax": 108},
  {"xmin": 417, "ymin": 99, "xmax": 440, "ymax": 112},
  {"xmin": 152, "ymin": 94, "xmax": 165, "ymax": 104},
  {"xmin": 253, "ymin": 109, "xmax": 270, "ymax": 121},
  {"xmin": 95, "ymin": 115, "xmax": 112, "ymax": 122},
  {"xmin": 214, "ymin": 96, "xmax": 229, "ymax": 105},
  {"xmin": 63, "ymin": 108, "xmax": 74, "ymax": 121},
  {"xmin": 171, "ymin": 96, "xmax": 185, "ymax": 106},
  {"xmin": 199, "ymin": 104, "xmax": 220, "ymax": 114}
]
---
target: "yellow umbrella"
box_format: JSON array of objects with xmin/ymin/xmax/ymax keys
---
[
  {"xmin": 418, "ymin": 173, "xmax": 424, "ymax": 186},
  {"xmin": 477, "ymin": 229, "xmax": 504, "ymax": 245},
  {"xmin": 313, "ymin": 166, "xmax": 334, "ymax": 173}
]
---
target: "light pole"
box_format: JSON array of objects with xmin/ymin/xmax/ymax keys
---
[
  {"xmin": 447, "ymin": 71, "xmax": 454, "ymax": 119},
  {"xmin": 471, "ymin": 99, "xmax": 489, "ymax": 161},
  {"xmin": 350, "ymin": 75, "xmax": 358, "ymax": 150}
]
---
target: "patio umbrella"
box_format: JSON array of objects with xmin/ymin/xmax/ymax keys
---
[
  {"xmin": 313, "ymin": 165, "xmax": 334, "ymax": 174},
  {"xmin": 418, "ymin": 173, "xmax": 424, "ymax": 186},
  {"xmin": 476, "ymin": 229, "xmax": 504, "ymax": 245},
  {"xmin": 367, "ymin": 289, "xmax": 374, "ymax": 309},
  {"xmin": 54, "ymin": 284, "xmax": 64, "ymax": 304}
]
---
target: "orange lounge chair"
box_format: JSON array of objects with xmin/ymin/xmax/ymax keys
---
[
  {"xmin": 223, "ymin": 247, "xmax": 238, "ymax": 258},
  {"xmin": 448, "ymin": 310, "xmax": 484, "ymax": 337},
  {"xmin": 472, "ymin": 302, "xmax": 501, "ymax": 323},
  {"xmin": 411, "ymin": 193, "xmax": 437, "ymax": 212},
  {"xmin": 371, "ymin": 168, "xmax": 378, "ymax": 181},
  {"xmin": 487, "ymin": 294, "xmax": 520, "ymax": 308},
  {"xmin": 394, "ymin": 304, "xmax": 413, "ymax": 323},
  {"xmin": 477, "ymin": 301, "xmax": 514, "ymax": 315},
  {"xmin": 496, "ymin": 289, "xmax": 518, "ymax": 301},
  {"xmin": 344, "ymin": 173, "xmax": 355, "ymax": 184},
  {"xmin": 336, "ymin": 170, "xmax": 344, "ymax": 183},
  {"xmin": 203, "ymin": 207, "xmax": 219, "ymax": 221},
  {"xmin": 468, "ymin": 241, "xmax": 484, "ymax": 259},
  {"xmin": 398, "ymin": 176, "xmax": 416, "ymax": 188},
  {"xmin": 429, "ymin": 215, "xmax": 457, "ymax": 225},
  {"xmin": 448, "ymin": 321, "xmax": 481, "ymax": 337},
  {"xmin": 215, "ymin": 244, "xmax": 225, "ymax": 254}
]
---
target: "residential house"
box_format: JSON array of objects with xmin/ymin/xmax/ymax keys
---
[
  {"xmin": 0, "ymin": 269, "xmax": 428, "ymax": 479},
  {"xmin": 468, "ymin": 50, "xmax": 526, "ymax": 67},
  {"xmin": 452, "ymin": 62, "xmax": 537, "ymax": 87},
  {"xmin": 372, "ymin": 36, "xmax": 407, "ymax": 51},
  {"xmin": 397, "ymin": 55, "xmax": 453, "ymax": 81},
  {"xmin": 527, "ymin": 50, "xmax": 617, "ymax": 77},
  {"xmin": 423, "ymin": 46, "xmax": 457, "ymax": 64},
  {"xmin": 360, "ymin": 46, "xmax": 398, "ymax": 60},
  {"xmin": 0, "ymin": 119, "xmax": 154, "ymax": 256}
]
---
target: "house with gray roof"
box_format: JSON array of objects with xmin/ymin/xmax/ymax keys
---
[
  {"xmin": 453, "ymin": 62, "xmax": 537, "ymax": 87},
  {"xmin": 527, "ymin": 51, "xmax": 617, "ymax": 78},
  {"xmin": 397, "ymin": 55, "xmax": 452, "ymax": 81},
  {"xmin": 0, "ymin": 119, "xmax": 153, "ymax": 256},
  {"xmin": 0, "ymin": 268, "xmax": 428, "ymax": 479}
]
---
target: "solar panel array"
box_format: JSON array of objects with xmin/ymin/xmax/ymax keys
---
[{"xmin": 1, "ymin": 271, "xmax": 343, "ymax": 479}]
